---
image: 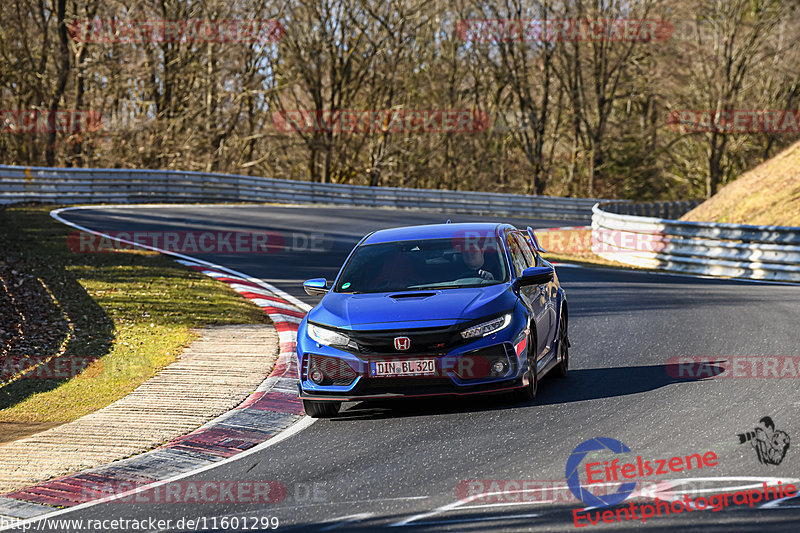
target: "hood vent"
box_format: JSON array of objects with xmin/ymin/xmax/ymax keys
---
[{"xmin": 389, "ymin": 292, "xmax": 436, "ymax": 299}]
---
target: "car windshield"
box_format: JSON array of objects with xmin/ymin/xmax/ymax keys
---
[{"xmin": 334, "ymin": 236, "xmax": 509, "ymax": 293}]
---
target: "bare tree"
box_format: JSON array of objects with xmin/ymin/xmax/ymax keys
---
[
  {"xmin": 664, "ymin": 0, "xmax": 796, "ymax": 197},
  {"xmin": 1, "ymin": 0, "xmax": 799, "ymax": 201}
]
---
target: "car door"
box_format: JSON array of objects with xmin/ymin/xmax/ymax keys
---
[
  {"xmin": 540, "ymin": 257, "xmax": 558, "ymax": 348},
  {"xmin": 523, "ymin": 232, "xmax": 558, "ymax": 351},
  {"xmin": 507, "ymin": 231, "xmax": 549, "ymax": 361}
]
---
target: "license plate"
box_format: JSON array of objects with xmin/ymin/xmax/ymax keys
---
[{"xmin": 370, "ymin": 359, "xmax": 436, "ymax": 377}]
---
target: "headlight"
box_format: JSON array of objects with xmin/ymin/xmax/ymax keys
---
[
  {"xmin": 307, "ymin": 323, "xmax": 357, "ymax": 349},
  {"xmin": 460, "ymin": 314, "xmax": 512, "ymax": 339}
]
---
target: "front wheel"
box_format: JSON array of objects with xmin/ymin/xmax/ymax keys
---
[
  {"xmin": 555, "ymin": 310, "xmax": 569, "ymax": 378},
  {"xmin": 511, "ymin": 352, "xmax": 538, "ymax": 402},
  {"xmin": 302, "ymin": 399, "xmax": 341, "ymax": 418}
]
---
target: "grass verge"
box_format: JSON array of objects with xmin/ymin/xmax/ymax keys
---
[
  {"xmin": 0, "ymin": 205, "xmax": 268, "ymax": 440},
  {"xmin": 681, "ymin": 140, "xmax": 800, "ymax": 226}
]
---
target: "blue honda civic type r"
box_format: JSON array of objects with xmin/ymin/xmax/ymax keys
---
[{"xmin": 296, "ymin": 222, "xmax": 570, "ymax": 418}]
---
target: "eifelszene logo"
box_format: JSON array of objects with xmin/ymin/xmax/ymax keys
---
[
  {"xmin": 566, "ymin": 437, "xmax": 637, "ymax": 507},
  {"xmin": 566, "ymin": 438, "xmax": 800, "ymax": 528},
  {"xmin": 737, "ymin": 416, "xmax": 790, "ymax": 466},
  {"xmin": 565, "ymin": 437, "xmax": 718, "ymax": 507}
]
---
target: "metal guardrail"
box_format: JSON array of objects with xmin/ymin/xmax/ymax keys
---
[
  {"xmin": 5, "ymin": 164, "xmax": 792, "ymax": 279},
  {"xmin": 592, "ymin": 202, "xmax": 800, "ymax": 282},
  {"xmin": 0, "ymin": 165, "xmax": 601, "ymax": 221},
  {"xmin": 599, "ymin": 199, "xmax": 701, "ymax": 219}
]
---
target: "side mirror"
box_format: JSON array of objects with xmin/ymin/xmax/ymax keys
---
[
  {"xmin": 303, "ymin": 278, "xmax": 329, "ymax": 296},
  {"xmin": 515, "ymin": 266, "xmax": 553, "ymax": 288}
]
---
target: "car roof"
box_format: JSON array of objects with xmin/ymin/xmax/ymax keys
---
[{"xmin": 361, "ymin": 222, "xmax": 514, "ymax": 245}]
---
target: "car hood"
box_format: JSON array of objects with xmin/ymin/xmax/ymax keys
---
[{"xmin": 307, "ymin": 284, "xmax": 517, "ymax": 331}]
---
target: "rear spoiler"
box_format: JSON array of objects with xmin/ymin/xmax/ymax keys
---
[{"xmin": 526, "ymin": 226, "xmax": 546, "ymax": 253}]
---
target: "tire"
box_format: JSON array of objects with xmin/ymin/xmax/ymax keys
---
[
  {"xmin": 555, "ymin": 309, "xmax": 569, "ymax": 378},
  {"xmin": 511, "ymin": 345, "xmax": 538, "ymax": 403},
  {"xmin": 302, "ymin": 399, "xmax": 341, "ymax": 418}
]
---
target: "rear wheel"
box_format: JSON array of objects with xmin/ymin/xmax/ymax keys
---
[
  {"xmin": 555, "ymin": 309, "xmax": 569, "ymax": 378},
  {"xmin": 302, "ymin": 399, "xmax": 341, "ymax": 418}
]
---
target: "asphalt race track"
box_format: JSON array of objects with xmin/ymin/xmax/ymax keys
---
[{"xmin": 23, "ymin": 204, "xmax": 800, "ymax": 532}]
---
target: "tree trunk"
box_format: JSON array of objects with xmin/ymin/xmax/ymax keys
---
[{"xmin": 46, "ymin": 0, "xmax": 70, "ymax": 166}]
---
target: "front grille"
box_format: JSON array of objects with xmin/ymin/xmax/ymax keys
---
[{"xmin": 347, "ymin": 325, "xmax": 466, "ymax": 355}]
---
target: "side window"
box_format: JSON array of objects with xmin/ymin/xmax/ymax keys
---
[
  {"xmin": 511, "ymin": 233, "xmax": 535, "ymax": 268},
  {"xmin": 507, "ymin": 232, "xmax": 529, "ymax": 277},
  {"xmin": 520, "ymin": 232, "xmax": 541, "ymax": 266}
]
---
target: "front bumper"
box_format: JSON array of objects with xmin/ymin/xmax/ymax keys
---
[
  {"xmin": 299, "ymin": 337, "xmax": 527, "ymax": 401},
  {"xmin": 297, "ymin": 375, "xmax": 526, "ymax": 401},
  {"xmin": 297, "ymin": 314, "xmax": 531, "ymax": 401}
]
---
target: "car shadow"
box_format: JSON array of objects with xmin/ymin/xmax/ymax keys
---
[
  {"xmin": 331, "ymin": 361, "xmax": 723, "ymax": 420},
  {"xmin": 532, "ymin": 360, "xmax": 724, "ymax": 406}
]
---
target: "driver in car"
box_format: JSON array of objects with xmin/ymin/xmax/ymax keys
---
[{"xmin": 461, "ymin": 245, "xmax": 495, "ymax": 280}]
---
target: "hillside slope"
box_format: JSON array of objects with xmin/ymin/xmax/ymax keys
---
[{"xmin": 681, "ymin": 140, "xmax": 800, "ymax": 226}]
